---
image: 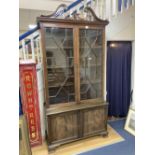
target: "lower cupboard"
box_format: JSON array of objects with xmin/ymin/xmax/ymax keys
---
[{"xmin": 46, "ymin": 102, "xmax": 108, "ymax": 151}]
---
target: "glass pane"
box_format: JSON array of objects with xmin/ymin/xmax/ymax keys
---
[
  {"xmin": 80, "ymin": 29, "xmax": 103, "ymax": 100},
  {"xmin": 44, "ymin": 27, "xmax": 75, "ymax": 104}
]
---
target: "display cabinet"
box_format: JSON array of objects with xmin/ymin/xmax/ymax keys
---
[{"xmin": 37, "ymin": 6, "xmax": 109, "ymax": 151}]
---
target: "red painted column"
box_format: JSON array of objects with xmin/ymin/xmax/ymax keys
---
[{"xmin": 20, "ymin": 63, "xmax": 42, "ymax": 146}]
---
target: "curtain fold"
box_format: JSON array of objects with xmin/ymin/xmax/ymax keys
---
[{"xmin": 106, "ymin": 41, "xmax": 132, "ymax": 117}]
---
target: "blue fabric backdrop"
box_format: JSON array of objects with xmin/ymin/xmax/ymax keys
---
[
  {"xmin": 118, "ymin": 0, "xmax": 122, "ymax": 12},
  {"xmin": 124, "ymin": 0, "xmax": 128, "ymax": 8},
  {"xmin": 106, "ymin": 41, "xmax": 132, "ymax": 117}
]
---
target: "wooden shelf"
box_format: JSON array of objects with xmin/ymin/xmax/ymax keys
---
[
  {"xmin": 80, "ymin": 64, "xmax": 101, "ymax": 67},
  {"xmin": 46, "ymin": 47, "xmax": 73, "ymax": 50},
  {"xmin": 47, "ymin": 66, "xmax": 74, "ymax": 69},
  {"xmin": 48, "ymin": 93, "xmax": 75, "ymax": 99},
  {"xmin": 47, "ymin": 79, "xmax": 100, "ymax": 88},
  {"xmin": 46, "ymin": 56, "xmax": 74, "ymax": 59},
  {"xmin": 46, "ymin": 101, "xmax": 108, "ymax": 115},
  {"xmin": 48, "ymin": 82, "xmax": 74, "ymax": 88},
  {"xmin": 48, "ymin": 74, "xmax": 74, "ymax": 77},
  {"xmin": 80, "ymin": 46, "xmax": 103, "ymax": 49},
  {"xmin": 45, "ymin": 36, "xmax": 73, "ymax": 39},
  {"xmin": 80, "ymin": 79, "xmax": 101, "ymax": 85}
]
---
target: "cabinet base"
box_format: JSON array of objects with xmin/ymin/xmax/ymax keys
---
[
  {"xmin": 100, "ymin": 131, "xmax": 108, "ymax": 137},
  {"xmin": 48, "ymin": 131, "xmax": 108, "ymax": 152}
]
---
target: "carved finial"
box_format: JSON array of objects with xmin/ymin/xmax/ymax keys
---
[
  {"xmin": 41, "ymin": 4, "xmax": 67, "ymax": 18},
  {"xmin": 83, "ymin": 7, "xmax": 103, "ymax": 22},
  {"xmin": 39, "ymin": 5, "xmax": 109, "ymax": 25}
]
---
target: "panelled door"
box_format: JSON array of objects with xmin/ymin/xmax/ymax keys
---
[
  {"xmin": 79, "ymin": 28, "xmax": 104, "ymax": 101},
  {"xmin": 43, "ymin": 25, "xmax": 105, "ymax": 106},
  {"xmin": 43, "ymin": 26, "xmax": 76, "ymax": 105}
]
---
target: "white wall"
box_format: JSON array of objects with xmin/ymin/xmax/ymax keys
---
[
  {"xmin": 19, "ymin": 9, "xmax": 52, "ymax": 32},
  {"xmin": 106, "ymin": 5, "xmax": 135, "ymax": 41},
  {"xmin": 19, "ymin": 0, "xmax": 73, "ymax": 11}
]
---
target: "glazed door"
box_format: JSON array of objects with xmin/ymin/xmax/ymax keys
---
[
  {"xmin": 44, "ymin": 27, "xmax": 76, "ymax": 105},
  {"xmin": 79, "ymin": 29, "xmax": 104, "ymax": 101}
]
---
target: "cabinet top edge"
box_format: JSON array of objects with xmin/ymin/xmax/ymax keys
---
[
  {"xmin": 46, "ymin": 102, "xmax": 109, "ymax": 115},
  {"xmin": 37, "ymin": 17, "xmax": 109, "ymax": 27},
  {"xmin": 37, "ymin": 7, "xmax": 109, "ymax": 27}
]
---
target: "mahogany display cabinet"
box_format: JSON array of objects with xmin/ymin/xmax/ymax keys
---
[{"xmin": 37, "ymin": 7, "xmax": 109, "ymax": 151}]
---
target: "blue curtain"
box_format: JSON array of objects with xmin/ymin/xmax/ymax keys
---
[
  {"xmin": 129, "ymin": 0, "xmax": 133, "ymax": 5},
  {"xmin": 118, "ymin": 0, "xmax": 122, "ymax": 12},
  {"xmin": 124, "ymin": 0, "xmax": 128, "ymax": 8},
  {"xmin": 106, "ymin": 41, "xmax": 132, "ymax": 117}
]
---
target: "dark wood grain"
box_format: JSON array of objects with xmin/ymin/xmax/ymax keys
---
[
  {"xmin": 40, "ymin": 4, "xmax": 67, "ymax": 18},
  {"xmin": 46, "ymin": 102, "xmax": 108, "ymax": 115},
  {"xmin": 38, "ymin": 7, "xmax": 109, "ymax": 151},
  {"xmin": 37, "ymin": 7, "xmax": 109, "ymax": 27},
  {"xmin": 37, "ymin": 17, "xmax": 108, "ymax": 27},
  {"xmin": 46, "ymin": 102, "xmax": 108, "ymax": 150},
  {"xmin": 47, "ymin": 111, "xmax": 78, "ymax": 143},
  {"xmin": 83, "ymin": 107, "xmax": 105, "ymax": 136}
]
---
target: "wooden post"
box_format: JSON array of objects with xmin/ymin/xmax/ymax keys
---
[
  {"xmin": 22, "ymin": 40, "xmax": 26, "ymax": 60},
  {"xmin": 30, "ymin": 36, "xmax": 35, "ymax": 61},
  {"xmin": 36, "ymin": 40, "xmax": 40, "ymax": 63}
]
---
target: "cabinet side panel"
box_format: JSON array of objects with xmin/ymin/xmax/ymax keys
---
[
  {"xmin": 102, "ymin": 28, "xmax": 106, "ymax": 100},
  {"xmin": 39, "ymin": 24, "xmax": 49, "ymax": 106}
]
